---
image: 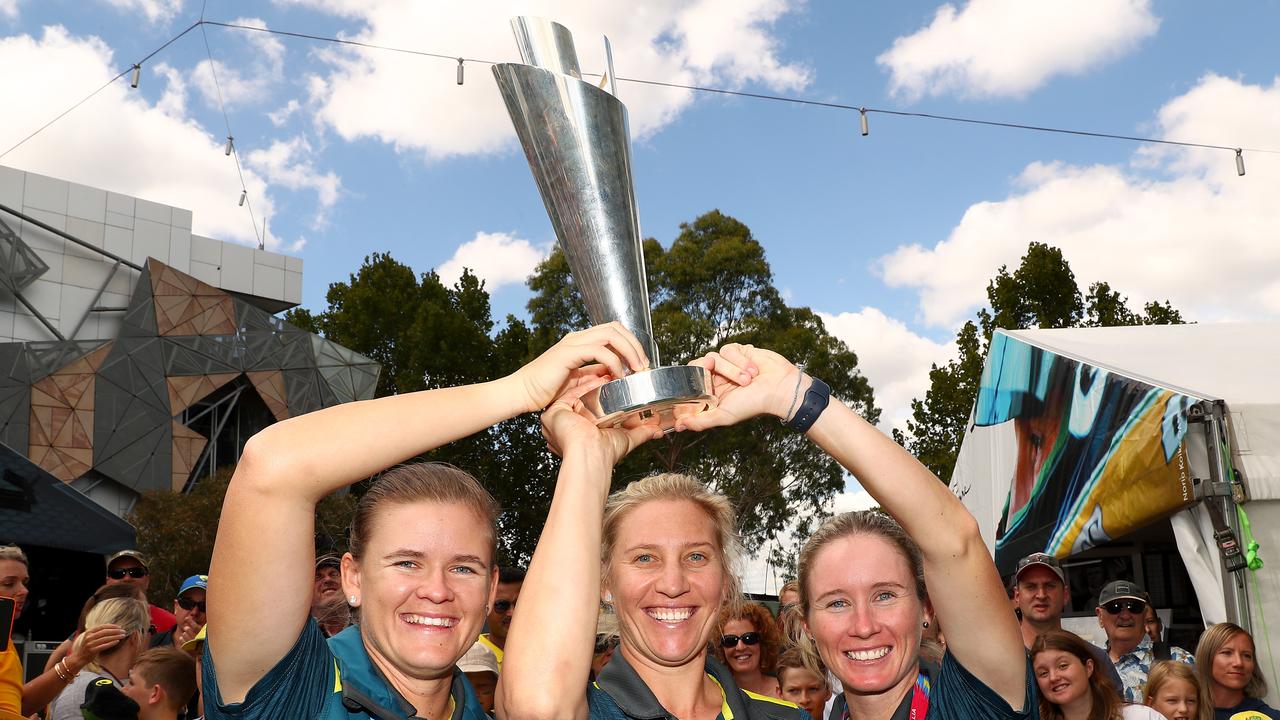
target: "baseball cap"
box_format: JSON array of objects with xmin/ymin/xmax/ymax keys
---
[
  {"xmin": 315, "ymin": 554, "xmax": 342, "ymax": 571},
  {"xmin": 105, "ymin": 550, "xmax": 148, "ymax": 570},
  {"xmin": 80, "ymin": 676, "xmax": 141, "ymax": 720},
  {"xmin": 178, "ymin": 574, "xmax": 208, "ymax": 597},
  {"xmin": 181, "ymin": 624, "xmax": 207, "ymax": 654},
  {"xmin": 457, "ymin": 641, "xmax": 499, "ymax": 675},
  {"xmin": 1098, "ymin": 580, "xmax": 1146, "ymax": 606},
  {"xmin": 1015, "ymin": 552, "xmax": 1065, "ymax": 583}
]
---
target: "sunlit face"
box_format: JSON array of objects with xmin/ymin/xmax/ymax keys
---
[
  {"xmin": 1211, "ymin": 632, "xmax": 1256, "ymax": 694},
  {"xmin": 804, "ymin": 534, "xmax": 926, "ymax": 697},
  {"xmin": 174, "ymin": 587, "xmax": 207, "ymax": 629},
  {"xmin": 314, "ymin": 566, "xmax": 342, "ymax": 606},
  {"xmin": 722, "ymin": 618, "xmax": 761, "ymax": 674},
  {"xmin": 1149, "ymin": 677, "xmax": 1199, "ymax": 720},
  {"xmin": 121, "ymin": 667, "xmax": 154, "ymax": 710},
  {"xmin": 345, "ymin": 501, "xmax": 497, "ymax": 681},
  {"xmin": 1014, "ymin": 566, "xmax": 1067, "ymax": 624},
  {"xmin": 0, "ymin": 559, "xmax": 29, "ymax": 620},
  {"xmin": 780, "ymin": 666, "xmax": 830, "ymax": 719},
  {"xmin": 1033, "ymin": 649, "xmax": 1092, "ymax": 708},
  {"xmin": 486, "ymin": 581, "xmax": 522, "ymax": 644},
  {"xmin": 606, "ymin": 499, "xmax": 725, "ymax": 670},
  {"xmin": 1096, "ymin": 599, "xmax": 1144, "ymax": 648}
]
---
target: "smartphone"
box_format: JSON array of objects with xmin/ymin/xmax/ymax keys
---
[{"xmin": 0, "ymin": 596, "xmax": 15, "ymax": 652}]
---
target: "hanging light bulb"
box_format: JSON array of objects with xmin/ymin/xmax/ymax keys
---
[
  {"xmin": 225, "ymin": 136, "xmax": 234, "ymax": 156},
  {"xmin": 238, "ymin": 190, "xmax": 247, "ymax": 206},
  {"xmin": 130, "ymin": 64, "xmax": 141, "ymax": 89},
  {"xmin": 1236, "ymin": 148, "xmax": 1246, "ymax": 176},
  {"xmin": 456, "ymin": 58, "xmax": 465, "ymax": 85},
  {"xmin": 859, "ymin": 108, "xmax": 869, "ymax": 137}
]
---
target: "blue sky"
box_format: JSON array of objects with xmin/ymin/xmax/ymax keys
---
[{"xmin": 2, "ymin": 0, "xmax": 1277, "ymax": 442}]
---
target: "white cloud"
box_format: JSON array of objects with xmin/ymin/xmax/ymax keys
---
[
  {"xmin": 0, "ymin": 26, "xmax": 279, "ymax": 248},
  {"xmin": 101, "ymin": 0, "xmax": 184, "ymax": 24},
  {"xmin": 436, "ymin": 231, "xmax": 549, "ymax": 291},
  {"xmin": 878, "ymin": 0, "xmax": 1159, "ymax": 100},
  {"xmin": 267, "ymin": 99, "xmax": 301, "ymax": 127},
  {"xmin": 244, "ymin": 136, "xmax": 341, "ymax": 226},
  {"xmin": 191, "ymin": 17, "xmax": 285, "ymax": 109},
  {"xmin": 283, "ymin": 0, "xmax": 810, "ymax": 160},
  {"xmin": 0, "ymin": 0, "xmax": 20, "ymax": 20},
  {"xmin": 877, "ymin": 73, "xmax": 1280, "ymax": 330},
  {"xmin": 818, "ymin": 307, "xmax": 956, "ymax": 433}
]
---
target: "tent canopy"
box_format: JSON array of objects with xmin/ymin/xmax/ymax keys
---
[{"xmin": 0, "ymin": 442, "xmax": 136, "ymax": 553}]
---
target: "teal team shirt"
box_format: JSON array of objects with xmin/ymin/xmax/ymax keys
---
[{"xmin": 202, "ymin": 620, "xmax": 489, "ymax": 720}]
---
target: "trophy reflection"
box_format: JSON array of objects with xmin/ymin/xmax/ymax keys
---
[{"xmin": 494, "ymin": 17, "xmax": 714, "ymax": 429}]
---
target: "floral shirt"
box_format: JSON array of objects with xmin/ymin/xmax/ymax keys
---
[{"xmin": 1104, "ymin": 635, "xmax": 1194, "ymax": 702}]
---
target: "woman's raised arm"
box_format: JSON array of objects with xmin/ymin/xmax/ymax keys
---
[
  {"xmin": 683, "ymin": 344, "xmax": 1027, "ymax": 710},
  {"xmin": 208, "ymin": 323, "xmax": 652, "ymax": 704}
]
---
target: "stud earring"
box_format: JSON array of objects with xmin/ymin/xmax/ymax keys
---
[
  {"xmin": 922, "ymin": 621, "xmax": 930, "ymax": 628},
  {"xmin": 349, "ymin": 595, "xmax": 358, "ymax": 606}
]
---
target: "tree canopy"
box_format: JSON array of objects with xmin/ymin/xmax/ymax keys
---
[
  {"xmin": 893, "ymin": 242, "xmax": 1187, "ymax": 485},
  {"xmin": 284, "ymin": 210, "xmax": 878, "ymax": 565}
]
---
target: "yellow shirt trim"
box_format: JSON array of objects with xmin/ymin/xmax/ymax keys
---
[
  {"xmin": 706, "ymin": 674, "xmax": 734, "ymax": 720},
  {"xmin": 743, "ymin": 689, "xmax": 798, "ymax": 709},
  {"xmin": 477, "ymin": 634, "xmax": 504, "ymax": 669},
  {"xmin": 333, "ymin": 659, "xmax": 342, "ymax": 693}
]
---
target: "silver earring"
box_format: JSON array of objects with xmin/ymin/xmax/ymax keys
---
[
  {"xmin": 349, "ymin": 595, "xmax": 358, "ymax": 605},
  {"xmin": 922, "ymin": 621, "xmax": 930, "ymax": 628}
]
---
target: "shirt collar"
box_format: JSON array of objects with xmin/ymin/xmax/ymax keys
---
[
  {"xmin": 596, "ymin": 650, "xmax": 743, "ymax": 720},
  {"xmin": 1109, "ymin": 633, "xmax": 1154, "ymax": 661},
  {"xmin": 328, "ymin": 624, "xmax": 477, "ymax": 720}
]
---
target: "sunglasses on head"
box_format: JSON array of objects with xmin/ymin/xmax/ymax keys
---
[
  {"xmin": 107, "ymin": 567, "xmax": 148, "ymax": 580},
  {"xmin": 593, "ymin": 634, "xmax": 619, "ymax": 654},
  {"xmin": 177, "ymin": 596, "xmax": 206, "ymax": 613},
  {"xmin": 720, "ymin": 632, "xmax": 761, "ymax": 648},
  {"xmin": 493, "ymin": 599, "xmax": 516, "ymax": 614},
  {"xmin": 1102, "ymin": 599, "xmax": 1147, "ymax": 615}
]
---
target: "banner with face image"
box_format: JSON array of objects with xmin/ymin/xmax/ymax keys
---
[{"xmin": 969, "ymin": 332, "xmax": 1200, "ymax": 575}]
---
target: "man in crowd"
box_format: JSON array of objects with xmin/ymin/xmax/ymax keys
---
[
  {"xmin": 312, "ymin": 555, "xmax": 351, "ymax": 637},
  {"xmin": 1013, "ymin": 553, "xmax": 1124, "ymax": 694},
  {"xmin": 151, "ymin": 574, "xmax": 206, "ymax": 649},
  {"xmin": 1096, "ymin": 579, "xmax": 1194, "ymax": 702},
  {"xmin": 458, "ymin": 641, "xmax": 499, "ymax": 714},
  {"xmin": 477, "ymin": 566, "xmax": 524, "ymax": 669},
  {"xmin": 105, "ymin": 550, "xmax": 176, "ymax": 634},
  {"xmin": 121, "ymin": 647, "xmax": 197, "ymax": 720}
]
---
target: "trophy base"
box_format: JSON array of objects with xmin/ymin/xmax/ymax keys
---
[{"xmin": 582, "ymin": 365, "xmax": 715, "ymax": 430}]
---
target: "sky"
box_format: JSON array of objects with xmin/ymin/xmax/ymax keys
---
[{"xmin": 2, "ymin": 1, "xmax": 1277, "ymax": 536}]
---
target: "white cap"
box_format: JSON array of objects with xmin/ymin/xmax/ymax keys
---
[{"xmin": 458, "ymin": 641, "xmax": 499, "ymax": 675}]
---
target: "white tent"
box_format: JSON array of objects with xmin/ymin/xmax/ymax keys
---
[{"xmin": 954, "ymin": 321, "xmax": 1280, "ymax": 703}]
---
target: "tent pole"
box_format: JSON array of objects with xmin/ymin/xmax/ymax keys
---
[{"xmin": 1204, "ymin": 403, "xmax": 1251, "ymax": 632}]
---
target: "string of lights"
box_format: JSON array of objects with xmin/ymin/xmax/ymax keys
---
[
  {"xmin": 198, "ymin": 16, "xmax": 264, "ymax": 249},
  {"xmin": 5, "ymin": 15, "xmax": 1273, "ymax": 202}
]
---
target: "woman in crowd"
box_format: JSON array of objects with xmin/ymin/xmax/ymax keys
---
[
  {"xmin": 1144, "ymin": 661, "xmax": 1209, "ymax": 720},
  {"xmin": 44, "ymin": 582, "xmax": 145, "ymax": 672},
  {"xmin": 1032, "ymin": 630, "xmax": 1166, "ymax": 719},
  {"xmin": 776, "ymin": 648, "xmax": 830, "ymax": 720},
  {"xmin": 47, "ymin": 596, "xmax": 150, "ymax": 720},
  {"xmin": 0, "ymin": 545, "xmax": 131, "ymax": 720},
  {"xmin": 1195, "ymin": 623, "xmax": 1277, "ymax": 719},
  {"xmin": 714, "ymin": 603, "xmax": 782, "ymax": 698},
  {"xmin": 501, "ymin": 342, "xmax": 1034, "ymax": 720},
  {"xmin": 202, "ymin": 322, "xmax": 659, "ymax": 720}
]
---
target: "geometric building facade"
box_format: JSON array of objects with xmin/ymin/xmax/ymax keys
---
[{"xmin": 0, "ymin": 166, "xmax": 377, "ymax": 548}]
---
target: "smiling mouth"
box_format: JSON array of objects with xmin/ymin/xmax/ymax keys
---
[
  {"xmin": 731, "ymin": 652, "xmax": 754, "ymax": 663},
  {"xmin": 402, "ymin": 614, "xmax": 458, "ymax": 628},
  {"xmin": 646, "ymin": 607, "xmax": 693, "ymax": 624},
  {"xmin": 844, "ymin": 647, "xmax": 890, "ymax": 662}
]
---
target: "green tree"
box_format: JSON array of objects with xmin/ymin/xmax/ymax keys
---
[
  {"xmin": 130, "ymin": 466, "xmax": 354, "ymax": 606},
  {"xmin": 895, "ymin": 242, "xmax": 1187, "ymax": 485}
]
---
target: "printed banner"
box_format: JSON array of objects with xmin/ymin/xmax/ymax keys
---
[{"xmin": 972, "ymin": 332, "xmax": 1199, "ymax": 574}]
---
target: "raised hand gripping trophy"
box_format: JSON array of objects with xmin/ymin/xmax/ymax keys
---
[{"xmin": 494, "ymin": 16, "xmax": 714, "ymax": 429}]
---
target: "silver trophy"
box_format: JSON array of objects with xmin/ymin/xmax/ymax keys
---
[{"xmin": 494, "ymin": 17, "xmax": 714, "ymax": 429}]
